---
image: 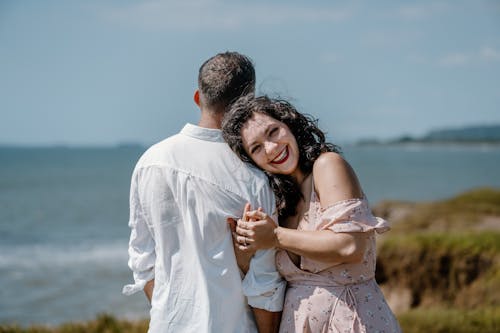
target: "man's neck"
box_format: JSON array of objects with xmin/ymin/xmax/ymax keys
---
[{"xmin": 197, "ymin": 109, "xmax": 224, "ymax": 129}]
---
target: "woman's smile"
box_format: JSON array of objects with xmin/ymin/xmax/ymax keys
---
[{"xmin": 271, "ymin": 146, "xmax": 289, "ymax": 164}]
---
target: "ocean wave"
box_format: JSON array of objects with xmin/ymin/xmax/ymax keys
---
[{"xmin": 0, "ymin": 241, "xmax": 129, "ymax": 269}]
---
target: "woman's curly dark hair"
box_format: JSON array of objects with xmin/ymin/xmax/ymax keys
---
[{"xmin": 222, "ymin": 94, "xmax": 341, "ymax": 220}]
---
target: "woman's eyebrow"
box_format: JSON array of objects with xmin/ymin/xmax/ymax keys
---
[{"xmin": 248, "ymin": 124, "xmax": 273, "ymax": 148}]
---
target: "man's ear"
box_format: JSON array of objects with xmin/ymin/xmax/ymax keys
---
[{"xmin": 193, "ymin": 90, "xmax": 201, "ymax": 107}]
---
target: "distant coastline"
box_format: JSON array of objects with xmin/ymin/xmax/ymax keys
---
[
  {"xmin": 2, "ymin": 125, "xmax": 500, "ymax": 148},
  {"xmin": 0, "ymin": 142, "xmax": 147, "ymax": 150},
  {"xmin": 356, "ymin": 124, "xmax": 500, "ymax": 146}
]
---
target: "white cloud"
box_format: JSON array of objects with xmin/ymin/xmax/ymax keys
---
[
  {"xmin": 99, "ymin": 0, "xmax": 353, "ymax": 31},
  {"xmin": 397, "ymin": 5, "xmax": 431, "ymax": 20},
  {"xmin": 361, "ymin": 29, "xmax": 424, "ymax": 48},
  {"xmin": 319, "ymin": 52, "xmax": 340, "ymax": 64},
  {"xmin": 385, "ymin": 88, "xmax": 401, "ymax": 99},
  {"xmin": 480, "ymin": 46, "xmax": 500, "ymax": 61},
  {"xmin": 439, "ymin": 53, "xmax": 469, "ymax": 67},
  {"xmin": 395, "ymin": 2, "xmax": 450, "ymax": 20},
  {"xmin": 407, "ymin": 54, "xmax": 429, "ymax": 64},
  {"xmin": 437, "ymin": 46, "xmax": 500, "ymax": 67}
]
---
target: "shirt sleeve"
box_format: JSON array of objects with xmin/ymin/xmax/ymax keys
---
[
  {"xmin": 241, "ymin": 182, "xmax": 286, "ymax": 312},
  {"xmin": 122, "ymin": 168, "xmax": 156, "ymax": 296}
]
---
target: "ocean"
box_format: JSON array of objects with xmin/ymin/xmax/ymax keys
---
[{"xmin": 1, "ymin": 144, "xmax": 499, "ymax": 325}]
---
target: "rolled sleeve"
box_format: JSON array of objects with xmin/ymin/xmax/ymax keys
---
[
  {"xmin": 241, "ymin": 181, "xmax": 286, "ymax": 311},
  {"xmin": 242, "ymin": 248, "xmax": 286, "ymax": 311},
  {"xmin": 122, "ymin": 170, "xmax": 156, "ymax": 296}
]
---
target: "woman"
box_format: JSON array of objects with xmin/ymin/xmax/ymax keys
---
[{"xmin": 222, "ymin": 95, "xmax": 401, "ymax": 333}]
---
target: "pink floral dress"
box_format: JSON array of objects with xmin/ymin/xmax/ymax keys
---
[{"xmin": 276, "ymin": 182, "xmax": 401, "ymax": 333}]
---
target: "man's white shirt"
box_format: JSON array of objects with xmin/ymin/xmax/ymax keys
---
[{"xmin": 123, "ymin": 124, "xmax": 285, "ymax": 333}]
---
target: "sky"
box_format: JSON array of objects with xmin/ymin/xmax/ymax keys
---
[{"xmin": 1, "ymin": 0, "xmax": 499, "ymax": 146}]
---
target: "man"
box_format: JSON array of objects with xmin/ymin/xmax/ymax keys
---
[{"xmin": 123, "ymin": 52, "xmax": 285, "ymax": 333}]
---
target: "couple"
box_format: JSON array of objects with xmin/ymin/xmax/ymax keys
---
[{"xmin": 123, "ymin": 52, "xmax": 401, "ymax": 333}]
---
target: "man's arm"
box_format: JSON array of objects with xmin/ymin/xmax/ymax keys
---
[
  {"xmin": 233, "ymin": 211, "xmax": 283, "ymax": 333},
  {"xmin": 252, "ymin": 308, "xmax": 281, "ymax": 333},
  {"xmin": 122, "ymin": 168, "xmax": 156, "ymax": 297},
  {"xmin": 241, "ymin": 183, "xmax": 286, "ymax": 332},
  {"xmin": 144, "ymin": 279, "xmax": 155, "ymax": 303},
  {"xmin": 238, "ymin": 205, "xmax": 281, "ymax": 332}
]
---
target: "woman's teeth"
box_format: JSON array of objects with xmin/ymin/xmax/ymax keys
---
[{"xmin": 272, "ymin": 147, "xmax": 288, "ymax": 163}]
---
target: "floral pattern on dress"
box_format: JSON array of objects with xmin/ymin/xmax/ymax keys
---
[{"xmin": 277, "ymin": 180, "xmax": 401, "ymax": 333}]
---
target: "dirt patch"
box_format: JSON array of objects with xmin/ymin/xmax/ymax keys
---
[
  {"xmin": 380, "ymin": 285, "xmax": 412, "ymax": 314},
  {"xmin": 476, "ymin": 216, "xmax": 500, "ymax": 231}
]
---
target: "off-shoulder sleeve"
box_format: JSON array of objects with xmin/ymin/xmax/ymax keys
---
[
  {"xmin": 317, "ymin": 198, "xmax": 390, "ymax": 234},
  {"xmin": 300, "ymin": 198, "xmax": 389, "ymax": 273}
]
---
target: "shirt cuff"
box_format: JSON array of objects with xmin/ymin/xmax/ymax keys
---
[
  {"xmin": 246, "ymin": 281, "xmax": 286, "ymax": 312},
  {"xmin": 122, "ymin": 269, "xmax": 154, "ymax": 296}
]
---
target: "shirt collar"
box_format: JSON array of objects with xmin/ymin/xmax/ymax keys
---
[{"xmin": 180, "ymin": 123, "xmax": 225, "ymax": 142}]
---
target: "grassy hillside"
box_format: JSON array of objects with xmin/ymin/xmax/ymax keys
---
[
  {"xmin": 376, "ymin": 231, "xmax": 500, "ymax": 309},
  {"xmin": 374, "ymin": 188, "xmax": 500, "ymax": 331},
  {"xmin": 2, "ymin": 309, "xmax": 500, "ymax": 333},
  {"xmin": 0, "ymin": 314, "xmax": 149, "ymax": 333}
]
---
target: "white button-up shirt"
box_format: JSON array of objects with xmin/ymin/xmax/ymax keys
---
[{"xmin": 123, "ymin": 124, "xmax": 286, "ymax": 333}]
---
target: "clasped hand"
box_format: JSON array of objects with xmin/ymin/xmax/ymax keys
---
[{"xmin": 231, "ymin": 203, "xmax": 278, "ymax": 251}]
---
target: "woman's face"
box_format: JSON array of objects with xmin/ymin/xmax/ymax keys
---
[{"xmin": 241, "ymin": 112, "xmax": 300, "ymax": 177}]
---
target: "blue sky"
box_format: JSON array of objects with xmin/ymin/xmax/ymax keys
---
[{"xmin": 1, "ymin": 0, "xmax": 499, "ymax": 146}]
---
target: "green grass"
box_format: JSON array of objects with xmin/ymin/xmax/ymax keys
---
[
  {"xmin": 0, "ymin": 314, "xmax": 149, "ymax": 333},
  {"xmin": 397, "ymin": 307, "xmax": 500, "ymax": 333},
  {"xmin": 376, "ymin": 231, "xmax": 500, "ymax": 307},
  {"xmin": 377, "ymin": 187, "xmax": 500, "ymax": 232},
  {"xmin": 380, "ymin": 231, "xmax": 500, "ymax": 255},
  {"xmin": 373, "ymin": 189, "xmax": 500, "ymax": 310},
  {"xmin": 2, "ymin": 309, "xmax": 500, "ymax": 333}
]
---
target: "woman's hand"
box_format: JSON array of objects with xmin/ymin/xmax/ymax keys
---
[
  {"xmin": 235, "ymin": 207, "xmax": 278, "ymax": 250},
  {"xmin": 227, "ymin": 203, "xmax": 256, "ymax": 273}
]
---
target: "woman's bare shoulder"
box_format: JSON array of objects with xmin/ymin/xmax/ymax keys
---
[{"xmin": 312, "ymin": 152, "xmax": 363, "ymax": 207}]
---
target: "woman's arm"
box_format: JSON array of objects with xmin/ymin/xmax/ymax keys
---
[
  {"xmin": 236, "ymin": 152, "xmax": 368, "ymax": 264},
  {"xmin": 237, "ymin": 212, "xmax": 366, "ymax": 264},
  {"xmin": 276, "ymin": 228, "xmax": 365, "ymax": 264}
]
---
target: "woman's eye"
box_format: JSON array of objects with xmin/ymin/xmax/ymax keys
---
[
  {"xmin": 251, "ymin": 145, "xmax": 261, "ymax": 154},
  {"xmin": 269, "ymin": 128, "xmax": 278, "ymax": 136}
]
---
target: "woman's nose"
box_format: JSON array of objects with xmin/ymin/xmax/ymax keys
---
[{"xmin": 264, "ymin": 141, "xmax": 278, "ymax": 154}]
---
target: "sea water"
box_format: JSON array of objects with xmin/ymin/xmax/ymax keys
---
[{"xmin": 0, "ymin": 144, "xmax": 499, "ymax": 325}]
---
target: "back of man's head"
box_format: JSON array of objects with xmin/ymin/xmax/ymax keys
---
[{"xmin": 198, "ymin": 52, "xmax": 255, "ymax": 112}]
